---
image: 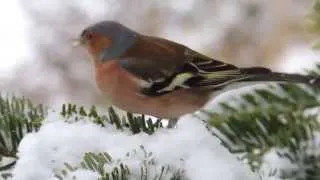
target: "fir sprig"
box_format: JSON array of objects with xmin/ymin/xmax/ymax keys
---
[
  {"xmin": 208, "ymin": 66, "xmax": 320, "ymax": 178},
  {"xmin": 0, "ymin": 96, "xmax": 45, "ymax": 170},
  {"xmin": 55, "ymin": 146, "xmax": 185, "ymax": 180},
  {"xmin": 60, "ymin": 104, "xmax": 163, "ymax": 135}
]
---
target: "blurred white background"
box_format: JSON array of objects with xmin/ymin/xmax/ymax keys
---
[{"xmin": 0, "ymin": 0, "xmax": 319, "ymax": 106}]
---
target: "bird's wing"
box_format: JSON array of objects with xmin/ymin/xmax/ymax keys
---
[
  {"xmin": 182, "ymin": 50, "xmax": 244, "ymax": 88},
  {"xmin": 142, "ymin": 49, "xmax": 248, "ymax": 96},
  {"xmin": 118, "ymin": 57, "xmax": 174, "ymax": 83},
  {"xmin": 119, "ymin": 35, "xmax": 187, "ymax": 83},
  {"xmin": 118, "ymin": 35, "xmax": 248, "ymax": 96}
]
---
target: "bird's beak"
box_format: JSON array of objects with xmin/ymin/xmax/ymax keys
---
[{"xmin": 72, "ymin": 37, "xmax": 85, "ymax": 47}]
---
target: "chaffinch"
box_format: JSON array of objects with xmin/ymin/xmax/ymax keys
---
[{"xmin": 74, "ymin": 21, "xmax": 320, "ymax": 122}]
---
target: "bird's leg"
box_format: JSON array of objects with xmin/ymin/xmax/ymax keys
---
[{"xmin": 167, "ymin": 118, "xmax": 178, "ymax": 128}]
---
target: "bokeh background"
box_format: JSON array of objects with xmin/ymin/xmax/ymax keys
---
[{"xmin": 0, "ymin": 0, "xmax": 319, "ymax": 107}]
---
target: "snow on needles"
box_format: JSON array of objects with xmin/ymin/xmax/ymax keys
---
[{"xmin": 12, "ymin": 111, "xmax": 256, "ymax": 180}]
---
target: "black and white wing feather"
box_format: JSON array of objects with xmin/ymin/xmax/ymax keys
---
[
  {"xmin": 142, "ymin": 50, "xmax": 252, "ymax": 96},
  {"xmin": 142, "ymin": 49, "xmax": 320, "ymax": 96}
]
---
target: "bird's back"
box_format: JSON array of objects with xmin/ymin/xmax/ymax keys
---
[{"xmin": 119, "ymin": 35, "xmax": 190, "ymax": 81}]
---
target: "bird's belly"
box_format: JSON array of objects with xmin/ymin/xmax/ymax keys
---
[{"xmin": 112, "ymin": 88, "xmax": 209, "ymax": 119}]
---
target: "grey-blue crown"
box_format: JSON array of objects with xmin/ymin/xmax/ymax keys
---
[{"xmin": 85, "ymin": 21, "xmax": 137, "ymax": 61}]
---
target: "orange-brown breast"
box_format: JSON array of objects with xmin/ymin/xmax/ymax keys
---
[
  {"xmin": 94, "ymin": 60, "xmax": 141, "ymax": 97},
  {"xmin": 87, "ymin": 35, "xmax": 113, "ymax": 59}
]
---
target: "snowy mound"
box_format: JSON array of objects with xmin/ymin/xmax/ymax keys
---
[{"xmin": 12, "ymin": 112, "xmax": 255, "ymax": 180}]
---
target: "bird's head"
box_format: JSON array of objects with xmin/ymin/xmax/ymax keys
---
[{"xmin": 75, "ymin": 21, "xmax": 137, "ymax": 62}]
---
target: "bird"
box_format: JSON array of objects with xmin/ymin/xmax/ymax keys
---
[{"xmin": 74, "ymin": 20, "xmax": 320, "ymax": 126}]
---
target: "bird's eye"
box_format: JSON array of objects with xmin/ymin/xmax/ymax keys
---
[{"xmin": 86, "ymin": 31, "xmax": 94, "ymax": 40}]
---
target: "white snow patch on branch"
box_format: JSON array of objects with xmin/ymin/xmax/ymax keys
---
[{"xmin": 12, "ymin": 112, "xmax": 256, "ymax": 180}]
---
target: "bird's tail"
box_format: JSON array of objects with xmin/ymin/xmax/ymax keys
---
[{"xmin": 238, "ymin": 67, "xmax": 320, "ymax": 87}]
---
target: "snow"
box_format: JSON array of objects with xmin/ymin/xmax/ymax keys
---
[
  {"xmin": 259, "ymin": 132, "xmax": 320, "ymax": 180},
  {"xmin": 260, "ymin": 149, "xmax": 298, "ymax": 178},
  {"xmin": 12, "ymin": 111, "xmax": 257, "ymax": 180}
]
